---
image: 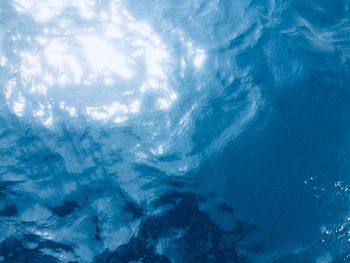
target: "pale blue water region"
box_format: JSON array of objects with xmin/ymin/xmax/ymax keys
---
[{"xmin": 0, "ymin": 0, "xmax": 350, "ymax": 262}]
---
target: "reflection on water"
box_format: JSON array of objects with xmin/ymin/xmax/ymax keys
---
[
  {"xmin": 1, "ymin": 0, "xmax": 259, "ymax": 175},
  {"xmin": 0, "ymin": 0, "xmax": 263, "ymax": 261},
  {"xmin": 6, "ymin": 0, "xmax": 179, "ymax": 125},
  {"xmin": 1, "ymin": 0, "xmax": 350, "ymax": 262}
]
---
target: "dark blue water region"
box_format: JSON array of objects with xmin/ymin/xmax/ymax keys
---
[{"xmin": 1, "ymin": 0, "xmax": 350, "ymax": 262}]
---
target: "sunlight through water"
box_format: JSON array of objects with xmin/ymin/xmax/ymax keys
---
[
  {"xmin": 3, "ymin": 0, "xmax": 348, "ymax": 262},
  {"xmin": 2, "ymin": 0, "xmax": 260, "ymax": 176},
  {"xmin": 6, "ymin": 0, "xmax": 180, "ymax": 126}
]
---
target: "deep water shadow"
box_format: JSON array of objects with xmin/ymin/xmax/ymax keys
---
[{"xmin": 0, "ymin": 108, "xmax": 269, "ymax": 262}]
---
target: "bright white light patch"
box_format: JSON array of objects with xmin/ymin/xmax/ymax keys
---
[
  {"xmin": 193, "ymin": 49, "xmax": 206, "ymax": 68},
  {"xmin": 4, "ymin": 0, "xmax": 195, "ymax": 124},
  {"xmin": 78, "ymin": 35, "xmax": 133, "ymax": 79},
  {"xmin": 0, "ymin": 56, "xmax": 7, "ymax": 67},
  {"xmin": 45, "ymin": 40, "xmax": 83, "ymax": 84},
  {"xmin": 13, "ymin": 94, "xmax": 25, "ymax": 117}
]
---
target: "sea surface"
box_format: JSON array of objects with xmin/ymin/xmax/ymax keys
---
[{"xmin": 0, "ymin": 0, "xmax": 350, "ymax": 262}]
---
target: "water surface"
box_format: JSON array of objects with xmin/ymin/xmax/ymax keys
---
[{"xmin": 0, "ymin": 0, "xmax": 350, "ymax": 262}]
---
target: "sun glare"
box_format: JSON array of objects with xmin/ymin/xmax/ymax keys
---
[{"xmin": 3, "ymin": 0, "xmax": 208, "ymax": 126}]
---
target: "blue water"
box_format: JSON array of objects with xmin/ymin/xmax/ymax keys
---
[{"xmin": 0, "ymin": 0, "xmax": 350, "ymax": 262}]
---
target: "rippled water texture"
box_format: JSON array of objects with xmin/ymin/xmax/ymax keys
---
[{"xmin": 0, "ymin": 0, "xmax": 350, "ymax": 262}]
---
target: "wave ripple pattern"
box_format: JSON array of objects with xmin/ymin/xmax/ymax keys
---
[{"xmin": 0, "ymin": 0, "xmax": 349, "ymax": 262}]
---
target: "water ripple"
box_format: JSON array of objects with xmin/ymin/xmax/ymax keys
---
[{"xmin": 0, "ymin": 0, "xmax": 349, "ymax": 262}]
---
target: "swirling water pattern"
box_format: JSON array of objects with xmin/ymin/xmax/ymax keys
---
[{"xmin": 0, "ymin": 0, "xmax": 349, "ymax": 262}]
